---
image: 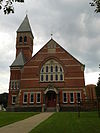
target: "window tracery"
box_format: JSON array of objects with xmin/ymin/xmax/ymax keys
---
[{"xmin": 40, "ymin": 59, "xmax": 64, "ymax": 82}]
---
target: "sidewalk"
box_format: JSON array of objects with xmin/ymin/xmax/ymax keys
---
[{"xmin": 0, "ymin": 112, "xmax": 54, "ymax": 133}]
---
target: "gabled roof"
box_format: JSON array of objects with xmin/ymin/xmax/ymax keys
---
[
  {"xmin": 10, "ymin": 51, "xmax": 26, "ymax": 67},
  {"xmin": 25, "ymin": 38, "xmax": 84, "ymax": 67},
  {"xmin": 17, "ymin": 15, "xmax": 33, "ymax": 37}
]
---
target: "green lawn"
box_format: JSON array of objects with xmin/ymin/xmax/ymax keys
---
[
  {"xmin": 30, "ymin": 112, "xmax": 100, "ymax": 133},
  {"xmin": 0, "ymin": 112, "xmax": 38, "ymax": 127}
]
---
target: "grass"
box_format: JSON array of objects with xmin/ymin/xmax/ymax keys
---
[
  {"xmin": 0, "ymin": 112, "xmax": 38, "ymax": 127},
  {"xmin": 30, "ymin": 112, "xmax": 100, "ymax": 133}
]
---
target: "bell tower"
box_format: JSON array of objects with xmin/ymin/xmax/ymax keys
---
[{"xmin": 16, "ymin": 15, "xmax": 34, "ymax": 61}]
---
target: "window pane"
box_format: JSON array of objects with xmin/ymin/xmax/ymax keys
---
[
  {"xmin": 51, "ymin": 66, "xmax": 53, "ymax": 72},
  {"xmin": 24, "ymin": 94, "xmax": 27, "ymax": 103},
  {"xmin": 63, "ymin": 93, "xmax": 67, "ymax": 103},
  {"xmin": 41, "ymin": 67, "xmax": 44, "ymax": 73},
  {"xmin": 19, "ymin": 36, "xmax": 22, "ymax": 42},
  {"xmin": 11, "ymin": 81, "xmax": 14, "ymax": 89},
  {"xmin": 46, "ymin": 75, "xmax": 48, "ymax": 81},
  {"xmin": 60, "ymin": 74, "xmax": 63, "ymax": 80},
  {"xmin": 60, "ymin": 67, "xmax": 62, "ymax": 72},
  {"xmin": 77, "ymin": 93, "xmax": 80, "ymax": 103},
  {"xmin": 46, "ymin": 66, "xmax": 48, "ymax": 72},
  {"xmin": 37, "ymin": 93, "xmax": 40, "ymax": 103},
  {"xmin": 41, "ymin": 75, "xmax": 43, "ymax": 81},
  {"xmin": 70, "ymin": 93, "xmax": 74, "ymax": 103},
  {"xmin": 15, "ymin": 82, "xmax": 17, "ymax": 89},
  {"xmin": 55, "ymin": 74, "xmax": 58, "ymax": 81},
  {"xmin": 30, "ymin": 93, "xmax": 34, "ymax": 103},
  {"xmin": 51, "ymin": 74, "xmax": 53, "ymax": 81},
  {"xmin": 12, "ymin": 96, "xmax": 16, "ymax": 104},
  {"xmin": 24, "ymin": 36, "xmax": 27, "ymax": 42},
  {"xmin": 55, "ymin": 66, "xmax": 58, "ymax": 72}
]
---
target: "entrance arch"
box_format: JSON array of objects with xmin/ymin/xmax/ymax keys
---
[{"xmin": 46, "ymin": 91, "xmax": 56, "ymax": 107}]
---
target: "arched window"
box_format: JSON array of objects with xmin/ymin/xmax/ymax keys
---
[
  {"xmin": 40, "ymin": 59, "xmax": 64, "ymax": 82},
  {"xmin": 19, "ymin": 36, "xmax": 22, "ymax": 43},
  {"xmin": 24, "ymin": 36, "xmax": 27, "ymax": 43}
]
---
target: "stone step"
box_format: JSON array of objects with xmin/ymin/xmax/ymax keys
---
[{"xmin": 46, "ymin": 107, "xmax": 56, "ymax": 112}]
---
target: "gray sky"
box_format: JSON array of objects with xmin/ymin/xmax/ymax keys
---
[{"xmin": 0, "ymin": 0, "xmax": 99, "ymax": 93}]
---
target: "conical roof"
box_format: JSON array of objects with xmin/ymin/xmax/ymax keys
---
[
  {"xmin": 10, "ymin": 51, "xmax": 26, "ymax": 67},
  {"xmin": 17, "ymin": 15, "xmax": 33, "ymax": 37}
]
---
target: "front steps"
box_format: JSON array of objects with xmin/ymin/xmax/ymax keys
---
[{"xmin": 46, "ymin": 107, "xmax": 56, "ymax": 112}]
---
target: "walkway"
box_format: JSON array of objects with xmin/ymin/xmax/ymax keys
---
[{"xmin": 0, "ymin": 112, "xmax": 54, "ymax": 133}]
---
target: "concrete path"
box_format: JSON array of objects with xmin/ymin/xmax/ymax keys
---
[{"xmin": 0, "ymin": 112, "xmax": 54, "ymax": 133}]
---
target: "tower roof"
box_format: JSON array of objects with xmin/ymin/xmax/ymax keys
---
[
  {"xmin": 17, "ymin": 15, "xmax": 33, "ymax": 37},
  {"xmin": 10, "ymin": 51, "xmax": 26, "ymax": 67}
]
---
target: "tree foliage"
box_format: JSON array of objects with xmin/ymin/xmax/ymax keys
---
[
  {"xmin": 0, "ymin": 93, "xmax": 8, "ymax": 108},
  {"xmin": 90, "ymin": 0, "xmax": 100, "ymax": 13},
  {"xmin": 0, "ymin": 0, "xmax": 24, "ymax": 14},
  {"xmin": 95, "ymin": 76, "xmax": 100, "ymax": 99}
]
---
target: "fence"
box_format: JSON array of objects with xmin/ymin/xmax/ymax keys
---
[{"xmin": 77, "ymin": 98, "xmax": 100, "ymax": 118}]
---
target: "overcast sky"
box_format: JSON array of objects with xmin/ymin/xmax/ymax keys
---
[{"xmin": 0, "ymin": 0, "xmax": 100, "ymax": 93}]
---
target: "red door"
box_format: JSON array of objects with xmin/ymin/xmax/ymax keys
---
[{"xmin": 46, "ymin": 91, "xmax": 56, "ymax": 107}]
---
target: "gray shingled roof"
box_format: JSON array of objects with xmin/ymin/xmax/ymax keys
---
[
  {"xmin": 11, "ymin": 51, "xmax": 26, "ymax": 67},
  {"xmin": 17, "ymin": 15, "xmax": 33, "ymax": 37}
]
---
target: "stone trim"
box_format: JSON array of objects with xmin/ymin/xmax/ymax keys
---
[
  {"xmin": 10, "ymin": 67, "xmax": 21, "ymax": 70},
  {"xmin": 65, "ymin": 65, "xmax": 81, "ymax": 66},
  {"xmin": 65, "ymin": 77, "xmax": 84, "ymax": 79},
  {"xmin": 44, "ymin": 87, "xmax": 58, "ymax": 94},
  {"xmin": 21, "ymin": 78, "xmax": 39, "ymax": 80},
  {"xmin": 60, "ymin": 59, "xmax": 73, "ymax": 60},
  {"xmin": 24, "ymin": 66, "xmax": 39, "ymax": 68}
]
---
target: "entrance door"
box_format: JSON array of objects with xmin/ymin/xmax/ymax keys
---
[{"xmin": 46, "ymin": 91, "xmax": 56, "ymax": 107}]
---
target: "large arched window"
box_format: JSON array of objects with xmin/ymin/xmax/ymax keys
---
[{"xmin": 40, "ymin": 59, "xmax": 64, "ymax": 82}]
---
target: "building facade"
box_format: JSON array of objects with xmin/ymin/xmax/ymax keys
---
[
  {"xmin": 7, "ymin": 15, "xmax": 86, "ymax": 112},
  {"xmin": 85, "ymin": 84, "xmax": 96, "ymax": 100}
]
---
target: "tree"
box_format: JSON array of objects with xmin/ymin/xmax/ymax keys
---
[
  {"xmin": 90, "ymin": 0, "xmax": 100, "ymax": 13},
  {"xmin": 95, "ymin": 74, "xmax": 100, "ymax": 117},
  {"xmin": 0, "ymin": 0, "xmax": 24, "ymax": 14},
  {"xmin": 95, "ymin": 72, "xmax": 100, "ymax": 98},
  {"xmin": 0, "ymin": 93, "xmax": 8, "ymax": 108}
]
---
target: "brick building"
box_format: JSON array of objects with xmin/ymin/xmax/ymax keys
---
[
  {"xmin": 7, "ymin": 15, "xmax": 86, "ymax": 111},
  {"xmin": 85, "ymin": 84, "xmax": 96, "ymax": 100}
]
